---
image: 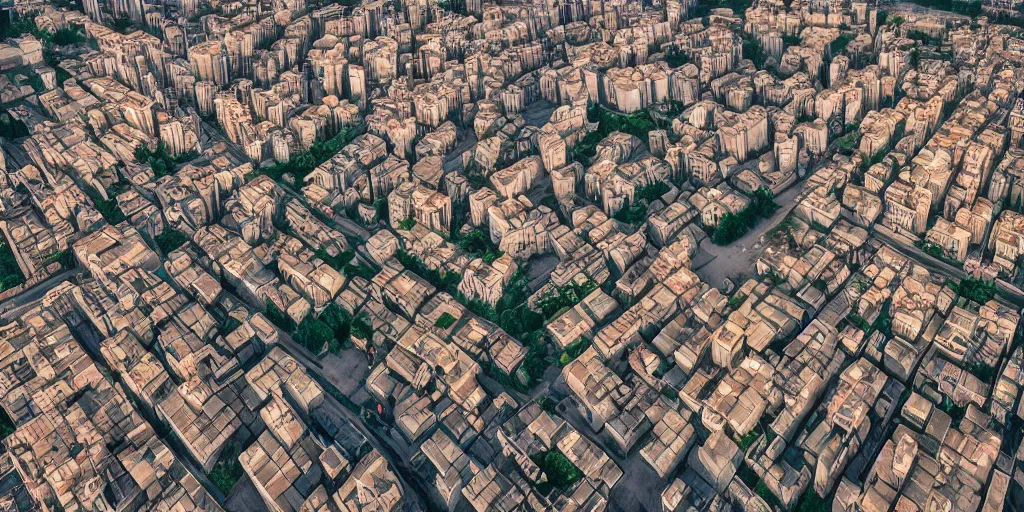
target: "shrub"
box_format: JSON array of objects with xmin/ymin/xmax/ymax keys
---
[
  {"xmin": 155, "ymin": 228, "xmax": 189, "ymax": 254},
  {"xmin": 208, "ymin": 451, "xmax": 242, "ymax": 495},
  {"xmin": 711, "ymin": 187, "xmax": 778, "ymax": 245},
  {"xmin": 558, "ymin": 337, "xmax": 592, "ymax": 366},
  {"xmin": 452, "ymin": 228, "xmax": 503, "ymax": 263},
  {"xmin": 531, "ymin": 450, "xmax": 581, "ymax": 493},
  {"xmin": 295, "ymin": 315, "xmax": 333, "ymax": 353},
  {"xmin": 265, "ymin": 301, "xmax": 295, "ymax": 332},
  {"xmin": 952, "ymin": 277, "xmax": 996, "ymax": 304},
  {"xmin": 434, "ymin": 312, "xmax": 457, "ymax": 329}
]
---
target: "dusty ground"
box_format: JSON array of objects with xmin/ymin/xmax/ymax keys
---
[
  {"xmin": 607, "ymin": 453, "xmax": 667, "ymax": 512},
  {"xmin": 527, "ymin": 253, "xmax": 560, "ymax": 292},
  {"xmin": 322, "ymin": 348, "xmax": 372, "ymax": 405},
  {"xmin": 521, "ymin": 101, "xmax": 558, "ymax": 127},
  {"xmin": 693, "ymin": 184, "xmax": 803, "ymax": 289}
]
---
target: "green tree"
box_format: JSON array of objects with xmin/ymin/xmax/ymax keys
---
[
  {"xmin": 952, "ymin": 278, "xmax": 996, "ymax": 304},
  {"xmin": 665, "ymin": 47, "xmax": 690, "ymax": 67},
  {"xmin": 295, "ymin": 315, "xmax": 334, "ymax": 353},
  {"xmin": 742, "ymin": 37, "xmax": 765, "ymax": 68},
  {"xmin": 452, "ymin": 228, "xmax": 503, "ymax": 263},
  {"xmin": 265, "ymin": 301, "xmax": 295, "ymax": 332},
  {"xmin": 155, "ymin": 228, "xmax": 189, "ymax": 254},
  {"xmin": 531, "ymin": 451, "xmax": 581, "ymax": 492},
  {"xmin": 710, "ymin": 187, "xmax": 778, "ymax": 245},
  {"xmin": 0, "ymin": 241, "xmax": 26, "ymax": 292},
  {"xmin": 434, "ymin": 312, "xmax": 457, "ymax": 329},
  {"xmin": 208, "ymin": 446, "xmax": 243, "ymax": 495},
  {"xmin": 0, "ymin": 408, "xmax": 15, "ymax": 441}
]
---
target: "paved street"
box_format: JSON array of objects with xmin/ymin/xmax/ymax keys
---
[{"xmin": 694, "ymin": 183, "xmax": 804, "ymax": 289}]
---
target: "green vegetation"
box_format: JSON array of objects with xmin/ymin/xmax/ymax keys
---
[
  {"xmin": 613, "ymin": 201, "xmax": 648, "ymax": 225},
  {"xmin": 538, "ymin": 396, "xmax": 558, "ymax": 414},
  {"xmin": 790, "ymin": 487, "xmax": 833, "ymax": 512},
  {"xmin": 735, "ymin": 424, "xmax": 762, "ymax": 451},
  {"xmin": 395, "ymin": 250, "xmax": 462, "ymax": 295},
  {"xmin": 111, "ymin": 17, "xmax": 146, "ymax": 34},
  {"xmin": 155, "ymin": 228, "xmax": 189, "ymax": 254},
  {"xmin": 834, "ymin": 129, "xmax": 861, "ymax": 156},
  {"xmin": 371, "ymin": 197, "xmax": 389, "ymax": 224},
  {"xmin": 690, "ymin": 0, "xmax": 753, "ymax": 17},
  {"xmin": 909, "ymin": 47, "xmax": 921, "ymax": 68},
  {"xmin": 664, "ymin": 48, "xmax": 689, "ymax": 68},
  {"xmin": 907, "ymin": 29, "xmax": 941, "ymax": 46},
  {"xmin": 274, "ymin": 300, "xmax": 367, "ymax": 355},
  {"xmin": 324, "ymin": 303, "xmax": 360, "ymax": 350},
  {"xmin": 434, "ymin": 312, "xmax": 457, "ymax": 329},
  {"xmin": 754, "ymin": 481, "xmax": 788, "ymax": 511},
  {"xmin": 397, "ymin": 217, "xmax": 416, "ymax": 230},
  {"xmin": 134, "ymin": 143, "xmax": 197, "ymax": 179},
  {"xmin": 436, "ymin": 0, "xmax": 467, "ymax": 13},
  {"xmin": 0, "ymin": 240, "xmax": 25, "ymax": 292},
  {"xmin": 452, "ymin": 228, "xmax": 503, "ymax": 263},
  {"xmin": 0, "ymin": 111, "xmax": 29, "ymax": 139},
  {"xmin": 967, "ymin": 362, "xmax": 996, "ymax": 383},
  {"xmin": 558, "ymin": 337, "xmax": 592, "ymax": 366},
  {"xmin": 921, "ymin": 239, "xmax": 942, "ymax": 260},
  {"xmin": 572, "ymin": 104, "xmax": 657, "ymax": 163},
  {"xmin": 49, "ymin": 27, "xmax": 86, "ymax": 46},
  {"xmin": 295, "ymin": 314, "xmax": 334, "ymax": 353},
  {"xmin": 208, "ymin": 446, "xmax": 243, "ymax": 495},
  {"xmin": 781, "ymin": 34, "xmax": 801, "ymax": 47},
  {"xmin": 530, "ymin": 450, "xmax": 581, "ymax": 494},
  {"xmin": 252, "ymin": 127, "xmax": 360, "ymax": 185},
  {"xmin": 16, "ymin": 66, "xmax": 45, "ymax": 93},
  {"xmin": 710, "ymin": 187, "xmax": 779, "ymax": 245},
  {"xmin": 466, "ymin": 172, "xmax": 489, "ymax": 189},
  {"xmin": 904, "ymin": 0, "xmax": 982, "ymax": 17},
  {"xmin": 613, "ymin": 181, "xmax": 671, "ymax": 225},
  {"xmin": 846, "ymin": 312, "xmax": 871, "ymax": 332},
  {"xmin": 85, "ymin": 183, "xmax": 128, "ymax": 225},
  {"xmin": 727, "ymin": 293, "xmax": 747, "ymax": 310},
  {"xmin": 397, "ymin": 249, "xmax": 551, "ymax": 390},
  {"xmin": 860, "ymin": 145, "xmax": 891, "ymax": 172},
  {"xmin": 913, "ymin": 239, "xmax": 961, "ymax": 268},
  {"xmin": 735, "ymin": 462, "xmax": 759, "ymax": 488},
  {"xmin": 742, "ymin": 37, "xmax": 765, "ymax": 68},
  {"xmin": 41, "ymin": 249, "xmax": 75, "ymax": 271},
  {"xmin": 0, "ymin": 18, "xmax": 79, "ymax": 89},
  {"xmin": 460, "ymin": 269, "xmax": 536, "ymax": 336},
  {"xmin": 462, "ymin": 268, "xmax": 549, "ymax": 389},
  {"xmin": 938, "ymin": 395, "xmax": 966, "ymax": 424},
  {"xmin": 221, "ymin": 316, "xmax": 243, "ymax": 336},
  {"xmin": 265, "ymin": 300, "xmax": 296, "ymax": 333},
  {"xmin": 314, "ymin": 248, "xmax": 355, "ymax": 273},
  {"xmin": 951, "ymin": 277, "xmax": 996, "ymax": 304},
  {"xmin": 636, "ymin": 181, "xmax": 671, "ymax": 203},
  {"xmin": 0, "ymin": 409, "xmax": 15, "ymax": 441},
  {"xmin": 535, "ymin": 280, "xmax": 598, "ymax": 320},
  {"xmin": 0, "ymin": 14, "xmax": 38, "ymax": 40},
  {"xmin": 829, "ymin": 33, "xmax": 855, "ymax": 55},
  {"xmin": 844, "ymin": 298, "xmax": 891, "ymax": 337},
  {"xmin": 350, "ymin": 314, "xmax": 373, "ymax": 342},
  {"xmin": 343, "ymin": 260, "xmax": 379, "ymax": 281}
]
